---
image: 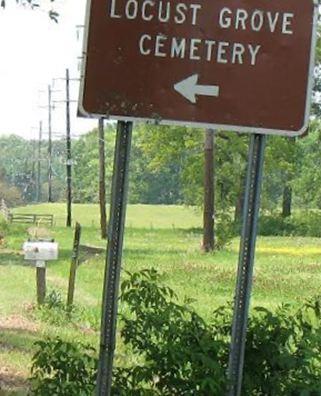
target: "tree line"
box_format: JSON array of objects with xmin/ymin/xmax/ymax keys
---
[{"xmin": 0, "ymin": 120, "xmax": 320, "ymax": 213}]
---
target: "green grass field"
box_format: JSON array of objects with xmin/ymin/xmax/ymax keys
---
[
  {"xmin": 13, "ymin": 203, "xmax": 203, "ymax": 229},
  {"xmin": 1, "ymin": 203, "xmax": 321, "ymax": 393}
]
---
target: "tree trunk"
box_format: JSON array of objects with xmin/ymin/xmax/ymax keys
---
[
  {"xmin": 202, "ymin": 129, "xmax": 215, "ymax": 252},
  {"xmin": 98, "ymin": 118, "xmax": 107, "ymax": 239},
  {"xmin": 282, "ymin": 185, "xmax": 292, "ymax": 217}
]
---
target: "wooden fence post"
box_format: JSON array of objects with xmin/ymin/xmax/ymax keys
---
[{"xmin": 67, "ymin": 222, "xmax": 82, "ymax": 309}]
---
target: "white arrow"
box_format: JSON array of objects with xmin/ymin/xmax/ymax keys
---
[{"xmin": 174, "ymin": 74, "xmax": 220, "ymax": 104}]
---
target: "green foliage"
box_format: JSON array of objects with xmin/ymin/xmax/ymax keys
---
[
  {"xmin": 263, "ymin": 136, "xmax": 298, "ymax": 212},
  {"xmin": 243, "ymin": 299, "xmax": 321, "ymax": 395},
  {"xmin": 259, "ymin": 214, "xmax": 296, "ymax": 236},
  {"xmin": 114, "ymin": 268, "xmax": 228, "ymax": 394},
  {"xmin": 73, "ymin": 130, "xmax": 108, "ymax": 203},
  {"xmin": 35, "ymin": 289, "xmax": 67, "ymax": 326},
  {"xmin": 43, "ymin": 289, "xmax": 64, "ymax": 310},
  {"xmin": 5, "ymin": 119, "xmax": 321, "ymax": 236},
  {"xmin": 135, "ymin": 124, "xmax": 248, "ymax": 209},
  {"xmin": 113, "ymin": 269, "xmax": 321, "ymax": 395},
  {"xmin": 35, "ymin": 289, "xmax": 101, "ymax": 330},
  {"xmin": 292, "ymin": 121, "xmax": 321, "ymax": 209},
  {"xmin": 214, "ymin": 210, "xmax": 235, "ymax": 250},
  {"xmin": 259, "ymin": 211, "xmax": 321, "ymax": 237},
  {"xmin": 0, "ymin": 136, "xmax": 36, "ymax": 203},
  {"xmin": 29, "ymin": 337, "xmax": 97, "ymax": 396},
  {"xmin": 2, "ymin": 122, "xmax": 318, "ymax": 216},
  {"xmin": 0, "ymin": 180, "xmax": 23, "ymax": 207},
  {"xmin": 0, "ymin": 213, "xmax": 9, "ymax": 233}
]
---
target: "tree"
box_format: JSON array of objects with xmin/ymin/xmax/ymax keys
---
[
  {"xmin": 0, "ymin": 0, "xmax": 59, "ymax": 21},
  {"xmin": 135, "ymin": 124, "xmax": 245, "ymax": 250},
  {"xmin": 0, "ymin": 179, "xmax": 22, "ymax": 207},
  {"xmin": 291, "ymin": 119, "xmax": 321, "ymax": 209},
  {"xmin": 263, "ymin": 135, "xmax": 299, "ymax": 215},
  {"xmin": 202, "ymin": 129, "xmax": 215, "ymax": 252}
]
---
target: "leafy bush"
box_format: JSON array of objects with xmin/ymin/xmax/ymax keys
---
[
  {"xmin": 0, "ymin": 213, "xmax": 8, "ymax": 233},
  {"xmin": 35, "ymin": 290, "xmax": 67, "ymax": 326},
  {"xmin": 112, "ymin": 269, "xmax": 321, "ymax": 395},
  {"xmin": 29, "ymin": 338, "xmax": 97, "ymax": 396},
  {"xmin": 0, "ymin": 181, "xmax": 23, "ymax": 206},
  {"xmin": 243, "ymin": 299, "xmax": 321, "ymax": 395},
  {"xmin": 30, "ymin": 272, "xmax": 321, "ymax": 395},
  {"xmin": 35, "ymin": 289, "xmax": 100, "ymax": 330},
  {"xmin": 259, "ymin": 214, "xmax": 296, "ymax": 236},
  {"xmin": 259, "ymin": 211, "xmax": 321, "ymax": 237},
  {"xmin": 113, "ymin": 268, "xmax": 228, "ymax": 394},
  {"xmin": 215, "ymin": 211, "xmax": 235, "ymax": 250}
]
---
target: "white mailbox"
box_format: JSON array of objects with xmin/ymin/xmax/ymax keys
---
[{"xmin": 23, "ymin": 241, "xmax": 59, "ymax": 262}]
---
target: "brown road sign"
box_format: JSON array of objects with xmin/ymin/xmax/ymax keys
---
[{"xmin": 79, "ymin": 0, "xmax": 318, "ymax": 136}]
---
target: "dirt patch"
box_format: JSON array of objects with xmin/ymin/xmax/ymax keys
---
[
  {"xmin": 0, "ymin": 316, "xmax": 38, "ymax": 333},
  {"xmin": 0, "ymin": 366, "xmax": 28, "ymax": 394},
  {"xmin": 0, "ymin": 249, "xmax": 23, "ymax": 256},
  {"xmin": 0, "ymin": 315, "xmax": 37, "ymax": 394},
  {"xmin": 27, "ymin": 227, "xmax": 52, "ymax": 239}
]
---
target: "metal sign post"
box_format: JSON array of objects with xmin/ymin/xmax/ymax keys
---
[
  {"xmin": 227, "ymin": 133, "xmax": 266, "ymax": 396},
  {"xmin": 78, "ymin": 0, "xmax": 317, "ymax": 393},
  {"xmin": 96, "ymin": 121, "xmax": 132, "ymax": 396}
]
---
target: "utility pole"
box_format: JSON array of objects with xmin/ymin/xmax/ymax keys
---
[
  {"xmin": 36, "ymin": 121, "xmax": 42, "ymax": 202},
  {"xmin": 202, "ymin": 129, "xmax": 215, "ymax": 252},
  {"xmin": 48, "ymin": 85, "xmax": 53, "ymax": 203},
  {"xmin": 66, "ymin": 69, "xmax": 72, "ymax": 227},
  {"xmin": 98, "ymin": 118, "xmax": 107, "ymax": 239},
  {"xmin": 52, "ymin": 70, "xmax": 79, "ymax": 227},
  {"xmin": 31, "ymin": 136, "xmax": 36, "ymax": 202}
]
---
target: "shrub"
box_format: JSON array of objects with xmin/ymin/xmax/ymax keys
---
[
  {"xmin": 0, "ymin": 182, "xmax": 23, "ymax": 207},
  {"xmin": 29, "ymin": 338, "xmax": 97, "ymax": 396},
  {"xmin": 35, "ymin": 289, "xmax": 100, "ymax": 330},
  {"xmin": 243, "ymin": 299, "xmax": 321, "ymax": 395},
  {"xmin": 259, "ymin": 211, "xmax": 321, "ymax": 237},
  {"xmin": 0, "ymin": 213, "xmax": 8, "ymax": 232},
  {"xmin": 35, "ymin": 289, "xmax": 68, "ymax": 326},
  {"xmin": 215, "ymin": 211, "xmax": 235, "ymax": 250},
  {"xmin": 113, "ymin": 268, "xmax": 228, "ymax": 394},
  {"xmin": 258, "ymin": 214, "xmax": 295, "ymax": 236},
  {"xmin": 29, "ymin": 271, "xmax": 321, "ymax": 395},
  {"xmin": 113, "ymin": 269, "xmax": 321, "ymax": 395}
]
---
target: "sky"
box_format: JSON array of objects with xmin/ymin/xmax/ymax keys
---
[{"xmin": 0, "ymin": 0, "xmax": 97, "ymax": 140}]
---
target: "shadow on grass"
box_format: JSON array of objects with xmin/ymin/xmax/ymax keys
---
[
  {"xmin": 125, "ymin": 247, "xmax": 184, "ymax": 260},
  {"xmin": 0, "ymin": 326, "xmax": 39, "ymax": 395},
  {"xmin": 0, "ymin": 327, "xmax": 39, "ymax": 354},
  {"xmin": 51, "ymin": 248, "xmax": 104, "ymax": 264},
  {"xmin": 179, "ymin": 227, "xmax": 203, "ymax": 235},
  {"xmin": 125, "ymin": 226, "xmax": 204, "ymax": 235},
  {"xmin": 0, "ymin": 253, "xmax": 29, "ymax": 267}
]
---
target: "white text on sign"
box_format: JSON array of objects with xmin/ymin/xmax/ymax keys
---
[{"xmin": 108, "ymin": 1, "xmax": 295, "ymax": 66}]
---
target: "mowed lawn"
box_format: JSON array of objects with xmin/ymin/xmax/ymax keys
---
[
  {"xmin": 13, "ymin": 203, "xmax": 203, "ymax": 229},
  {"xmin": 1, "ymin": 203, "xmax": 321, "ymax": 392}
]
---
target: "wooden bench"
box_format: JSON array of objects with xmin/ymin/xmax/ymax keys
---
[{"xmin": 9, "ymin": 213, "xmax": 54, "ymax": 227}]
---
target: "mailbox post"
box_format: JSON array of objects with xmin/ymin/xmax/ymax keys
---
[
  {"xmin": 36, "ymin": 262, "xmax": 46, "ymax": 305},
  {"xmin": 23, "ymin": 241, "xmax": 59, "ymax": 305}
]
